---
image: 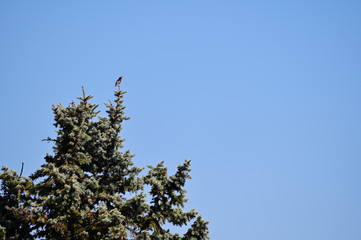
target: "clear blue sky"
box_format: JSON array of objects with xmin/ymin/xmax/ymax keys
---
[{"xmin": 1, "ymin": 1, "xmax": 361, "ymax": 239}]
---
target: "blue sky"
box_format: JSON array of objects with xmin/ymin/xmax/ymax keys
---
[{"xmin": 1, "ymin": 1, "xmax": 361, "ymax": 239}]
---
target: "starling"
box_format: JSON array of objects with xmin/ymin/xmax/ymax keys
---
[{"xmin": 115, "ymin": 76, "xmax": 123, "ymax": 87}]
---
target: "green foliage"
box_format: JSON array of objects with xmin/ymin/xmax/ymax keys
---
[
  {"xmin": 0, "ymin": 167, "xmax": 34, "ymax": 240},
  {"xmin": 0, "ymin": 87, "xmax": 209, "ymax": 239}
]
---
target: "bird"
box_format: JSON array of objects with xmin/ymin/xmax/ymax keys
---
[{"xmin": 115, "ymin": 76, "xmax": 123, "ymax": 87}]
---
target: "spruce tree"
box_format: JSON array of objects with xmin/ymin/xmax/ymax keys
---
[
  {"xmin": 1, "ymin": 86, "xmax": 209, "ymax": 239},
  {"xmin": 0, "ymin": 166, "xmax": 34, "ymax": 240}
]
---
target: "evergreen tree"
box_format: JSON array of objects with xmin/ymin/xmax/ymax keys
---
[
  {"xmin": 0, "ymin": 86, "xmax": 209, "ymax": 239},
  {"xmin": 0, "ymin": 166, "xmax": 34, "ymax": 240}
]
